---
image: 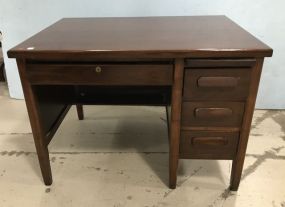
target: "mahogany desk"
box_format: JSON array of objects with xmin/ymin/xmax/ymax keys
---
[{"xmin": 7, "ymin": 16, "xmax": 273, "ymax": 190}]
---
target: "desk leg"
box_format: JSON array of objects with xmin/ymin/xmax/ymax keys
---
[
  {"xmin": 230, "ymin": 58, "xmax": 264, "ymax": 191},
  {"xmin": 16, "ymin": 59, "xmax": 52, "ymax": 185},
  {"xmin": 76, "ymin": 104, "xmax": 84, "ymax": 120},
  {"xmin": 169, "ymin": 59, "xmax": 184, "ymax": 189}
]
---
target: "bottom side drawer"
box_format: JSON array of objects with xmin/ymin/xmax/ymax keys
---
[{"xmin": 179, "ymin": 131, "xmax": 239, "ymax": 160}]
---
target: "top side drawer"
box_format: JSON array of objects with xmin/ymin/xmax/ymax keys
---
[
  {"xmin": 185, "ymin": 58, "xmax": 256, "ymax": 68},
  {"xmin": 183, "ymin": 68, "xmax": 252, "ymax": 101},
  {"xmin": 26, "ymin": 63, "xmax": 173, "ymax": 85},
  {"xmin": 183, "ymin": 59, "xmax": 255, "ymax": 101}
]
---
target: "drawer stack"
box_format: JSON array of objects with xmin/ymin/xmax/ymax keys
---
[{"xmin": 180, "ymin": 59, "xmax": 256, "ymax": 160}]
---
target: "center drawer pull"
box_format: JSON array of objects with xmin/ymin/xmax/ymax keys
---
[
  {"xmin": 197, "ymin": 77, "xmax": 238, "ymax": 88},
  {"xmin": 191, "ymin": 136, "xmax": 229, "ymax": 146},
  {"xmin": 195, "ymin": 107, "xmax": 233, "ymax": 118},
  {"xmin": 94, "ymin": 66, "xmax": 102, "ymax": 73}
]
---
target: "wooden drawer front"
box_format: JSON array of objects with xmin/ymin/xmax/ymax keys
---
[
  {"xmin": 26, "ymin": 64, "xmax": 173, "ymax": 85},
  {"xmin": 180, "ymin": 131, "xmax": 239, "ymax": 159},
  {"xmin": 185, "ymin": 58, "xmax": 256, "ymax": 68},
  {"xmin": 183, "ymin": 68, "xmax": 251, "ymax": 101},
  {"xmin": 181, "ymin": 102, "xmax": 245, "ymax": 127}
]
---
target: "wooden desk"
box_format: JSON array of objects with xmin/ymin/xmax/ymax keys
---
[{"xmin": 7, "ymin": 16, "xmax": 272, "ymax": 190}]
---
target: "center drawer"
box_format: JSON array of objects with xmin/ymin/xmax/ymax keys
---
[{"xmin": 26, "ymin": 63, "xmax": 173, "ymax": 85}]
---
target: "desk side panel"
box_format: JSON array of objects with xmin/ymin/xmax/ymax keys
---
[{"xmin": 32, "ymin": 85, "xmax": 73, "ymax": 143}]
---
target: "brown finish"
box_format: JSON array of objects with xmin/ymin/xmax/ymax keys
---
[
  {"xmin": 26, "ymin": 64, "xmax": 173, "ymax": 85},
  {"xmin": 230, "ymin": 58, "xmax": 265, "ymax": 191},
  {"xmin": 76, "ymin": 86, "xmax": 171, "ymax": 105},
  {"xmin": 0, "ymin": 48, "xmax": 5, "ymax": 81},
  {"xmin": 180, "ymin": 131, "xmax": 239, "ymax": 159},
  {"xmin": 181, "ymin": 126, "xmax": 240, "ymax": 132},
  {"xmin": 191, "ymin": 136, "xmax": 228, "ymax": 146},
  {"xmin": 184, "ymin": 58, "xmax": 256, "ymax": 68},
  {"xmin": 169, "ymin": 59, "xmax": 184, "ymax": 189},
  {"xmin": 197, "ymin": 77, "xmax": 238, "ymax": 88},
  {"xmin": 7, "ymin": 16, "xmax": 272, "ymax": 59},
  {"xmin": 16, "ymin": 59, "xmax": 52, "ymax": 185},
  {"xmin": 194, "ymin": 107, "xmax": 233, "ymax": 119},
  {"xmin": 76, "ymin": 105, "xmax": 84, "ymax": 120},
  {"xmin": 183, "ymin": 68, "xmax": 251, "ymax": 101},
  {"xmin": 46, "ymin": 105, "xmax": 71, "ymax": 145},
  {"xmin": 34, "ymin": 85, "xmax": 73, "ymax": 137},
  {"xmin": 166, "ymin": 106, "xmax": 171, "ymax": 139},
  {"xmin": 7, "ymin": 16, "xmax": 272, "ymax": 192},
  {"xmin": 0, "ymin": 60, "xmax": 4, "ymax": 81},
  {"xmin": 181, "ymin": 102, "xmax": 245, "ymax": 127}
]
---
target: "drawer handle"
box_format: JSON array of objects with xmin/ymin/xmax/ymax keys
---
[
  {"xmin": 95, "ymin": 66, "xmax": 102, "ymax": 73},
  {"xmin": 197, "ymin": 77, "xmax": 238, "ymax": 88},
  {"xmin": 191, "ymin": 137, "xmax": 228, "ymax": 146},
  {"xmin": 195, "ymin": 108, "xmax": 233, "ymax": 118}
]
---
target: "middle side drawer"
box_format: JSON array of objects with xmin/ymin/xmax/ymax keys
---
[{"xmin": 181, "ymin": 102, "xmax": 245, "ymax": 128}]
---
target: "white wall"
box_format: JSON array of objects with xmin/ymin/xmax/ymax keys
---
[{"xmin": 1, "ymin": 0, "xmax": 284, "ymax": 108}]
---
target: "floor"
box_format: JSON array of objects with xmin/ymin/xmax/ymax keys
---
[{"xmin": 0, "ymin": 82, "xmax": 285, "ymax": 207}]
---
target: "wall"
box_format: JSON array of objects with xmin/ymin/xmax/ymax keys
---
[{"xmin": 1, "ymin": 0, "xmax": 284, "ymax": 108}]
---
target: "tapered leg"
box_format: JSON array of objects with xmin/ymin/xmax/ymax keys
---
[
  {"xmin": 76, "ymin": 104, "xmax": 84, "ymax": 120},
  {"xmin": 230, "ymin": 58, "xmax": 264, "ymax": 191},
  {"xmin": 165, "ymin": 105, "xmax": 170, "ymax": 142},
  {"xmin": 33, "ymin": 142, "xmax": 53, "ymax": 185},
  {"xmin": 169, "ymin": 59, "xmax": 184, "ymax": 189},
  {"xmin": 16, "ymin": 59, "xmax": 52, "ymax": 185},
  {"xmin": 230, "ymin": 158, "xmax": 242, "ymax": 191}
]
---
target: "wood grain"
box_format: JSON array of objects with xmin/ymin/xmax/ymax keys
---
[
  {"xmin": 76, "ymin": 104, "xmax": 84, "ymax": 120},
  {"xmin": 181, "ymin": 102, "xmax": 245, "ymax": 127},
  {"xmin": 194, "ymin": 107, "xmax": 233, "ymax": 118},
  {"xmin": 16, "ymin": 59, "xmax": 52, "ymax": 185},
  {"xmin": 183, "ymin": 68, "xmax": 251, "ymax": 101},
  {"xmin": 180, "ymin": 130, "xmax": 239, "ymax": 160},
  {"xmin": 7, "ymin": 17, "xmax": 272, "ymax": 191},
  {"xmin": 185, "ymin": 58, "xmax": 256, "ymax": 68},
  {"xmin": 192, "ymin": 136, "xmax": 228, "ymax": 146},
  {"xmin": 8, "ymin": 16, "xmax": 272, "ymax": 59},
  {"xmin": 230, "ymin": 58, "xmax": 265, "ymax": 191},
  {"xmin": 26, "ymin": 63, "xmax": 173, "ymax": 85},
  {"xmin": 197, "ymin": 77, "xmax": 238, "ymax": 88},
  {"xmin": 169, "ymin": 59, "xmax": 184, "ymax": 189}
]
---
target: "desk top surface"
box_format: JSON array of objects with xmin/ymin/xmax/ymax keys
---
[{"xmin": 8, "ymin": 16, "xmax": 272, "ymax": 59}]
